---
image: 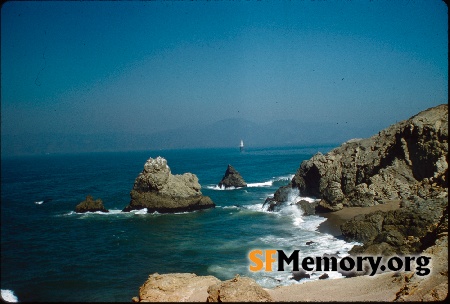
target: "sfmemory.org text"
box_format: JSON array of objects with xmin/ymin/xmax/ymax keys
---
[{"xmin": 248, "ymin": 249, "xmax": 431, "ymax": 276}]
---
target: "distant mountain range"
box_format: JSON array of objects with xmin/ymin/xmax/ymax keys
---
[{"xmin": 1, "ymin": 118, "xmax": 383, "ymax": 156}]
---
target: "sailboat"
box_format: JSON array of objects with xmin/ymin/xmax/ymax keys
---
[{"xmin": 240, "ymin": 140, "xmax": 244, "ymax": 152}]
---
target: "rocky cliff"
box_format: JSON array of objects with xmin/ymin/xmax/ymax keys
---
[
  {"xmin": 122, "ymin": 157, "xmax": 215, "ymax": 213},
  {"xmin": 289, "ymin": 104, "xmax": 447, "ymax": 211}
]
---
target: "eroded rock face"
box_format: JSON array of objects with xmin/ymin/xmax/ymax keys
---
[
  {"xmin": 75, "ymin": 195, "xmax": 108, "ymax": 213},
  {"xmin": 135, "ymin": 273, "xmax": 221, "ymax": 302},
  {"xmin": 394, "ymin": 235, "xmax": 448, "ymax": 301},
  {"xmin": 342, "ymin": 196, "xmax": 448, "ymax": 255},
  {"xmin": 122, "ymin": 157, "xmax": 215, "ymax": 213},
  {"xmin": 207, "ymin": 275, "xmax": 273, "ymax": 302},
  {"xmin": 218, "ymin": 165, "xmax": 247, "ymax": 188},
  {"xmin": 289, "ymin": 104, "xmax": 448, "ymax": 210}
]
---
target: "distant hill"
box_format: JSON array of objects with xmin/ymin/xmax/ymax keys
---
[{"xmin": 1, "ymin": 118, "xmax": 383, "ymax": 156}]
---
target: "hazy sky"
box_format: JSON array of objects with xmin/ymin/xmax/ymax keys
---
[{"xmin": 1, "ymin": 1, "xmax": 448, "ymax": 139}]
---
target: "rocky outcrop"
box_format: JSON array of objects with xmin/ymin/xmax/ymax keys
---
[
  {"xmin": 341, "ymin": 196, "xmax": 447, "ymax": 256},
  {"xmin": 394, "ymin": 235, "xmax": 448, "ymax": 301},
  {"xmin": 218, "ymin": 165, "xmax": 247, "ymax": 188},
  {"xmin": 122, "ymin": 157, "xmax": 215, "ymax": 213},
  {"xmin": 288, "ymin": 104, "xmax": 448, "ymax": 211},
  {"xmin": 133, "ymin": 273, "xmax": 220, "ymax": 302},
  {"xmin": 75, "ymin": 195, "xmax": 108, "ymax": 213},
  {"xmin": 207, "ymin": 275, "xmax": 273, "ymax": 302},
  {"xmin": 132, "ymin": 273, "xmax": 273, "ymax": 302}
]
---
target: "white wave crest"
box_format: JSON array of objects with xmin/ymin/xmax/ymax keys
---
[
  {"xmin": 247, "ymin": 181, "xmax": 273, "ymax": 187},
  {"xmin": 206, "ymin": 185, "xmax": 239, "ymax": 190},
  {"xmin": 273, "ymin": 174, "xmax": 295, "ymax": 181},
  {"xmin": 1, "ymin": 289, "xmax": 18, "ymax": 303},
  {"xmin": 130, "ymin": 208, "xmax": 148, "ymax": 215},
  {"xmin": 34, "ymin": 201, "xmax": 44, "ymax": 205},
  {"xmin": 220, "ymin": 206, "xmax": 240, "ymax": 210}
]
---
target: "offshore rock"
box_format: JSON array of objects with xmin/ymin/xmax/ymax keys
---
[
  {"xmin": 122, "ymin": 157, "xmax": 215, "ymax": 213},
  {"xmin": 135, "ymin": 273, "xmax": 220, "ymax": 302},
  {"xmin": 287, "ymin": 104, "xmax": 448, "ymax": 210},
  {"xmin": 207, "ymin": 275, "xmax": 273, "ymax": 302},
  {"xmin": 218, "ymin": 164, "xmax": 247, "ymax": 188},
  {"xmin": 75, "ymin": 195, "xmax": 108, "ymax": 213}
]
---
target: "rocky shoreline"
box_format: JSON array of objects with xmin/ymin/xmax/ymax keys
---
[{"xmin": 130, "ymin": 104, "xmax": 447, "ymax": 301}]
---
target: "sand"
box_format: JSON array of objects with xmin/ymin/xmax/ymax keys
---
[{"xmin": 266, "ymin": 271, "xmax": 406, "ymax": 302}]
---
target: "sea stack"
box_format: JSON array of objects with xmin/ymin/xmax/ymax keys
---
[
  {"xmin": 75, "ymin": 195, "xmax": 109, "ymax": 213},
  {"xmin": 122, "ymin": 157, "xmax": 215, "ymax": 213},
  {"xmin": 218, "ymin": 164, "xmax": 247, "ymax": 188}
]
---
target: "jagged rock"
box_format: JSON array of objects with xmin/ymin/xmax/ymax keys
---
[
  {"xmin": 296, "ymin": 199, "xmax": 318, "ymax": 215},
  {"xmin": 218, "ymin": 165, "xmax": 247, "ymax": 188},
  {"xmin": 207, "ymin": 275, "xmax": 273, "ymax": 302},
  {"xmin": 122, "ymin": 157, "xmax": 215, "ymax": 213},
  {"xmin": 135, "ymin": 273, "xmax": 220, "ymax": 302},
  {"xmin": 273, "ymin": 185, "xmax": 291, "ymax": 202},
  {"xmin": 75, "ymin": 195, "xmax": 108, "ymax": 213},
  {"xmin": 288, "ymin": 104, "xmax": 448, "ymax": 209}
]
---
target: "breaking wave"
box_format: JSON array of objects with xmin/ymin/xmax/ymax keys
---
[{"xmin": 1, "ymin": 289, "xmax": 18, "ymax": 303}]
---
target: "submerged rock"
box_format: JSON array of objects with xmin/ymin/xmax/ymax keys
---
[
  {"xmin": 122, "ymin": 157, "xmax": 215, "ymax": 213},
  {"xmin": 218, "ymin": 164, "xmax": 247, "ymax": 188},
  {"xmin": 75, "ymin": 195, "xmax": 108, "ymax": 213}
]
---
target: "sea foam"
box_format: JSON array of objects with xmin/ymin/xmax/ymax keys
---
[{"xmin": 1, "ymin": 289, "xmax": 18, "ymax": 303}]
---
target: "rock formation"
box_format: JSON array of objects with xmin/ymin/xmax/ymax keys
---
[
  {"xmin": 75, "ymin": 195, "xmax": 108, "ymax": 213},
  {"xmin": 218, "ymin": 165, "xmax": 247, "ymax": 188},
  {"xmin": 341, "ymin": 196, "xmax": 447, "ymax": 256},
  {"xmin": 133, "ymin": 273, "xmax": 220, "ymax": 302},
  {"xmin": 288, "ymin": 104, "xmax": 448, "ymax": 211},
  {"xmin": 394, "ymin": 234, "xmax": 448, "ymax": 301},
  {"xmin": 132, "ymin": 273, "xmax": 273, "ymax": 302},
  {"xmin": 207, "ymin": 275, "xmax": 273, "ymax": 302},
  {"xmin": 266, "ymin": 104, "xmax": 448, "ymax": 295},
  {"xmin": 122, "ymin": 157, "xmax": 215, "ymax": 213}
]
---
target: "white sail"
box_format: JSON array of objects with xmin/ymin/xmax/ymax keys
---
[{"xmin": 240, "ymin": 140, "xmax": 244, "ymax": 147}]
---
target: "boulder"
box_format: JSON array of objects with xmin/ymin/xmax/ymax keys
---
[
  {"xmin": 291, "ymin": 269, "xmax": 310, "ymax": 281},
  {"xmin": 75, "ymin": 195, "xmax": 108, "ymax": 213},
  {"xmin": 122, "ymin": 157, "xmax": 215, "ymax": 213},
  {"xmin": 296, "ymin": 199, "xmax": 318, "ymax": 215},
  {"xmin": 218, "ymin": 165, "xmax": 247, "ymax": 188},
  {"xmin": 135, "ymin": 273, "xmax": 220, "ymax": 302},
  {"xmin": 207, "ymin": 275, "xmax": 273, "ymax": 302},
  {"xmin": 285, "ymin": 104, "xmax": 447, "ymax": 209}
]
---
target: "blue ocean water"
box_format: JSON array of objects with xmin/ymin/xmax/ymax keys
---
[{"xmin": 1, "ymin": 146, "xmax": 358, "ymax": 302}]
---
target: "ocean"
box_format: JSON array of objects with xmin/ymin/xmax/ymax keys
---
[{"xmin": 1, "ymin": 146, "xmax": 359, "ymax": 302}]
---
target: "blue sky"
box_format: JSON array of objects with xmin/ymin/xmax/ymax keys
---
[{"xmin": 1, "ymin": 0, "xmax": 448, "ymax": 145}]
